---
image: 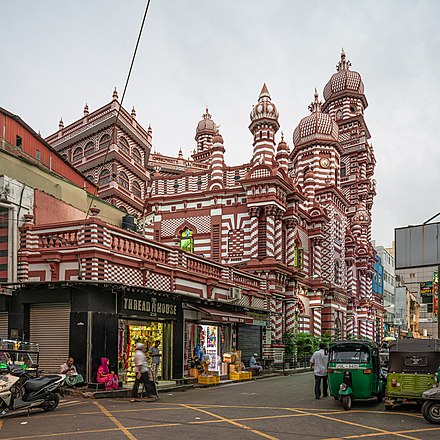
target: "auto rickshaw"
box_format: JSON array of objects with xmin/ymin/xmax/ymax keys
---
[
  {"xmin": 328, "ymin": 341, "xmax": 384, "ymax": 410},
  {"xmin": 385, "ymin": 339, "xmax": 440, "ymax": 410}
]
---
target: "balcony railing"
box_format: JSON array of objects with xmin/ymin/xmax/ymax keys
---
[{"xmin": 19, "ymin": 216, "xmax": 266, "ymax": 294}]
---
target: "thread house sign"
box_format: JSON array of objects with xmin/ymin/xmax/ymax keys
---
[{"xmin": 121, "ymin": 292, "xmax": 180, "ymax": 320}]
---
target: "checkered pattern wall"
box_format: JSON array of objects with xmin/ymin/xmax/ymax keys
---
[
  {"xmin": 107, "ymin": 264, "xmax": 142, "ymax": 285},
  {"xmin": 161, "ymin": 215, "xmax": 211, "ymax": 237}
]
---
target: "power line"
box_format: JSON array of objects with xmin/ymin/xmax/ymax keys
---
[{"xmin": 85, "ymin": 0, "xmax": 152, "ymax": 219}]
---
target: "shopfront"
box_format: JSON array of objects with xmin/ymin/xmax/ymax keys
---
[
  {"xmin": 183, "ymin": 304, "xmax": 254, "ymax": 377},
  {"xmin": 118, "ymin": 291, "xmax": 182, "ymax": 382},
  {"xmin": 237, "ymin": 312, "xmax": 268, "ymax": 367}
]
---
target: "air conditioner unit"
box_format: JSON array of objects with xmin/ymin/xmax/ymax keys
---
[{"xmin": 228, "ymin": 287, "xmax": 242, "ymax": 301}]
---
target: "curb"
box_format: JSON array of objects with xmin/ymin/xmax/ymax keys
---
[{"xmin": 64, "ymin": 368, "xmax": 310, "ymax": 399}]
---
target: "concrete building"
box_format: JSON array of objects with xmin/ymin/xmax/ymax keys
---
[{"xmin": 374, "ymin": 243, "xmax": 396, "ymax": 337}]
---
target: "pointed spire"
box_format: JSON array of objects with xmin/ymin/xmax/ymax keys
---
[
  {"xmin": 112, "ymin": 87, "xmax": 119, "ymax": 100},
  {"xmin": 258, "ymin": 83, "xmax": 271, "ymax": 101},
  {"xmin": 308, "ymin": 89, "xmax": 322, "ymax": 113},
  {"xmin": 59, "ymin": 117, "xmax": 64, "ymax": 130},
  {"xmin": 83, "ymin": 103, "xmax": 89, "ymax": 117},
  {"xmin": 336, "ymin": 48, "xmax": 351, "ymax": 72},
  {"xmin": 131, "ymin": 106, "xmax": 136, "ymax": 118},
  {"xmin": 178, "ymin": 148, "xmax": 183, "ymax": 159},
  {"xmin": 202, "ymin": 107, "xmax": 211, "ymax": 120}
]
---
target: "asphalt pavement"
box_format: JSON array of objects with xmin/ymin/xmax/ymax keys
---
[{"xmin": 0, "ymin": 372, "xmax": 438, "ymax": 440}]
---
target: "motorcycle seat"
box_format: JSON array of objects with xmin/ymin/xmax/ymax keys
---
[{"xmin": 25, "ymin": 376, "xmax": 60, "ymax": 392}]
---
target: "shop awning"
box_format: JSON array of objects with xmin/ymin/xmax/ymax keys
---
[{"xmin": 198, "ymin": 307, "xmax": 253, "ymax": 325}]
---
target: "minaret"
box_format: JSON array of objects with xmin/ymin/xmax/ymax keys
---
[
  {"xmin": 209, "ymin": 132, "xmax": 225, "ymax": 191},
  {"xmin": 249, "ymin": 84, "xmax": 280, "ymax": 166},
  {"xmin": 275, "ymin": 133, "xmax": 289, "ymax": 174},
  {"xmin": 193, "ymin": 108, "xmax": 217, "ymax": 163}
]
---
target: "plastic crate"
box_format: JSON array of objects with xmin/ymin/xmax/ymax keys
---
[
  {"xmin": 229, "ymin": 371, "xmax": 252, "ymax": 381},
  {"xmin": 198, "ymin": 375, "xmax": 220, "ymax": 385}
]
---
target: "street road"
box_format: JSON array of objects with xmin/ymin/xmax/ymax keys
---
[{"xmin": 0, "ymin": 372, "xmax": 438, "ymax": 440}]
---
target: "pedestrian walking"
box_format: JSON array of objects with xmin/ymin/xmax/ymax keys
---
[
  {"xmin": 310, "ymin": 343, "xmax": 328, "ymax": 399},
  {"xmin": 149, "ymin": 340, "xmax": 162, "ymax": 382},
  {"xmin": 130, "ymin": 343, "xmax": 156, "ymax": 402}
]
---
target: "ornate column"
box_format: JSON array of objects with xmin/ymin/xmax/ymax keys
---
[
  {"xmin": 274, "ymin": 210, "xmax": 283, "ymax": 262},
  {"xmin": 311, "ymin": 238, "xmax": 323, "ymax": 277},
  {"xmin": 248, "ymin": 207, "xmax": 260, "ymax": 259},
  {"xmin": 265, "ymin": 206, "xmax": 276, "ymax": 258},
  {"xmin": 285, "ymin": 219, "xmax": 296, "ymax": 266}
]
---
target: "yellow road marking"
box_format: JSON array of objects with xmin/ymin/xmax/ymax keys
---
[
  {"xmin": 1, "ymin": 427, "xmax": 119, "ymax": 440},
  {"xmin": 93, "ymin": 401, "xmax": 137, "ymax": 440},
  {"xmin": 180, "ymin": 403, "xmax": 279, "ymax": 440},
  {"xmin": 285, "ymin": 408, "xmax": 421, "ymax": 440},
  {"xmin": 326, "ymin": 426, "xmax": 440, "ymax": 439}
]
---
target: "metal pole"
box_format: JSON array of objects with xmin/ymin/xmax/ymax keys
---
[{"xmin": 437, "ymin": 265, "xmax": 440, "ymax": 339}]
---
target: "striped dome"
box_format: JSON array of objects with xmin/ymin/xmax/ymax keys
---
[
  {"xmin": 293, "ymin": 91, "xmax": 339, "ymax": 147},
  {"xmin": 323, "ymin": 51, "xmax": 364, "ymax": 101}
]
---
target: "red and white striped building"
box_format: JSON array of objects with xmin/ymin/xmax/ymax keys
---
[{"xmin": 46, "ymin": 51, "xmax": 381, "ymax": 352}]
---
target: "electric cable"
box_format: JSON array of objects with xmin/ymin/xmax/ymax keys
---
[{"xmin": 85, "ymin": 0, "xmax": 152, "ymax": 219}]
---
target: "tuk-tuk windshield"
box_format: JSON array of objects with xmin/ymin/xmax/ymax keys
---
[{"xmin": 330, "ymin": 346, "xmax": 370, "ymax": 363}]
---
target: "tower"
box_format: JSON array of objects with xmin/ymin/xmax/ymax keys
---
[{"xmin": 249, "ymin": 84, "xmax": 280, "ymax": 166}]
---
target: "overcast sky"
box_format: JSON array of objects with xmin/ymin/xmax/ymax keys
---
[{"xmin": 1, "ymin": 0, "xmax": 439, "ymax": 247}]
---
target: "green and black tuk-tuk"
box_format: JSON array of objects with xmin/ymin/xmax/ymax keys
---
[
  {"xmin": 328, "ymin": 341, "xmax": 385, "ymax": 410},
  {"xmin": 385, "ymin": 339, "xmax": 440, "ymax": 410}
]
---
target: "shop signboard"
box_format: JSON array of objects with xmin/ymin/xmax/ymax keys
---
[
  {"xmin": 121, "ymin": 292, "xmax": 180, "ymax": 320},
  {"xmin": 434, "ymin": 283, "xmax": 438, "ymax": 319},
  {"xmin": 420, "ymin": 281, "xmax": 433, "ymax": 295}
]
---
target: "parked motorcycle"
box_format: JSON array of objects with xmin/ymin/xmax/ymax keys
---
[
  {"xmin": 0, "ymin": 366, "xmax": 65, "ymax": 415},
  {"xmin": 422, "ymin": 386, "xmax": 440, "ymax": 424}
]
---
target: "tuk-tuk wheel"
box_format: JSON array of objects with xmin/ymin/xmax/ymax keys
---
[
  {"xmin": 342, "ymin": 394, "xmax": 352, "ymax": 411},
  {"xmin": 422, "ymin": 401, "xmax": 440, "ymax": 424}
]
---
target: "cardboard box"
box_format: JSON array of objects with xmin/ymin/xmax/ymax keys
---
[{"xmin": 190, "ymin": 368, "xmax": 199, "ymax": 378}]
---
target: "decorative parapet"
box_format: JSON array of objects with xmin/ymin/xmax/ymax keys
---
[{"xmin": 18, "ymin": 217, "xmax": 267, "ymax": 296}]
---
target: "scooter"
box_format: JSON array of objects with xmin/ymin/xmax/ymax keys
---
[
  {"xmin": 421, "ymin": 386, "xmax": 440, "ymax": 424},
  {"xmin": 0, "ymin": 366, "xmax": 65, "ymax": 415}
]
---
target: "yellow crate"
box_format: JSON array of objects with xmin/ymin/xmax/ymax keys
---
[
  {"xmin": 198, "ymin": 375, "xmax": 220, "ymax": 385},
  {"xmin": 229, "ymin": 371, "xmax": 252, "ymax": 381}
]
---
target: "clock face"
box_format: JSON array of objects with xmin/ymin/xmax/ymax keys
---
[{"xmin": 320, "ymin": 158, "xmax": 330, "ymax": 168}]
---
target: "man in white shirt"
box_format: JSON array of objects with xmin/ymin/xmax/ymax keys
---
[
  {"xmin": 149, "ymin": 340, "xmax": 162, "ymax": 382},
  {"xmin": 250, "ymin": 353, "xmax": 263, "ymax": 375},
  {"xmin": 131, "ymin": 343, "xmax": 155, "ymax": 402},
  {"xmin": 310, "ymin": 343, "xmax": 328, "ymax": 399}
]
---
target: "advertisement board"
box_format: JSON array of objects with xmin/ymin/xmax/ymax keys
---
[{"xmin": 420, "ymin": 281, "xmax": 433, "ymax": 295}]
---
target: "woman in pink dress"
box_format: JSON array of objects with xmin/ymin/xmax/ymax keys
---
[{"xmin": 97, "ymin": 358, "xmax": 118, "ymax": 390}]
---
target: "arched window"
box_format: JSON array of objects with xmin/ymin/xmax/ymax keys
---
[
  {"xmin": 84, "ymin": 141, "xmax": 95, "ymax": 156},
  {"xmin": 132, "ymin": 181, "xmax": 141, "ymax": 198},
  {"xmin": 118, "ymin": 172, "xmax": 129, "ymax": 189},
  {"xmin": 340, "ymin": 162, "xmax": 347, "ymax": 178},
  {"xmin": 336, "ymin": 110, "xmax": 343, "ymax": 120},
  {"xmin": 179, "ymin": 227, "xmax": 194, "ymax": 253},
  {"xmin": 132, "ymin": 147, "xmax": 142, "ymax": 165},
  {"xmin": 99, "ymin": 134, "xmax": 111, "ymax": 150},
  {"xmin": 98, "ymin": 169, "xmax": 111, "ymax": 186},
  {"xmin": 293, "ymin": 241, "xmax": 304, "ymax": 269},
  {"xmin": 72, "ymin": 147, "xmax": 83, "ymax": 162},
  {"xmin": 119, "ymin": 137, "xmax": 130, "ymax": 154}
]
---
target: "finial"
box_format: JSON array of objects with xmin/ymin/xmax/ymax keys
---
[
  {"xmin": 308, "ymin": 90, "xmax": 322, "ymax": 113},
  {"xmin": 131, "ymin": 106, "xmax": 136, "ymax": 118},
  {"xmin": 112, "ymin": 87, "xmax": 119, "ymax": 100},
  {"xmin": 83, "ymin": 103, "xmax": 89, "ymax": 117},
  {"xmin": 178, "ymin": 148, "xmax": 183, "ymax": 158},
  {"xmin": 59, "ymin": 117, "xmax": 64, "ymax": 130},
  {"xmin": 281, "ymin": 131, "xmax": 284, "ymax": 142},
  {"xmin": 148, "ymin": 123, "xmax": 152, "ymax": 132},
  {"xmin": 38, "ymin": 130, "xmax": 41, "ymax": 137},
  {"xmin": 203, "ymin": 107, "xmax": 211, "ymax": 119},
  {"xmin": 336, "ymin": 48, "xmax": 351, "ymax": 72}
]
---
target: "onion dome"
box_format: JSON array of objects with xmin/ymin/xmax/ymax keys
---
[
  {"xmin": 276, "ymin": 133, "xmax": 289, "ymax": 153},
  {"xmin": 212, "ymin": 131, "xmax": 224, "ymax": 144},
  {"xmin": 323, "ymin": 50, "xmax": 365, "ymax": 102},
  {"xmin": 293, "ymin": 90, "xmax": 339, "ymax": 147},
  {"xmin": 250, "ymin": 83, "xmax": 279, "ymax": 124},
  {"xmin": 196, "ymin": 107, "xmax": 217, "ymax": 137}
]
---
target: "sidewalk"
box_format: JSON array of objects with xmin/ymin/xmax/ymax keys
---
[{"xmin": 65, "ymin": 367, "xmax": 310, "ymax": 399}]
